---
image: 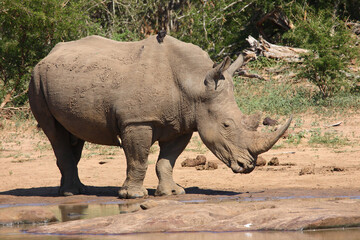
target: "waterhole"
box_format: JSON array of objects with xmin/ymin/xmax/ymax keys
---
[{"xmin": 0, "ymin": 195, "xmax": 359, "ymax": 240}]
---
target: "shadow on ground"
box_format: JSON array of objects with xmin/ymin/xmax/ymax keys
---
[
  {"xmin": 0, "ymin": 186, "xmax": 118, "ymax": 197},
  {"xmin": 184, "ymin": 187, "xmax": 242, "ymax": 196},
  {"xmin": 0, "ymin": 186, "xmax": 242, "ymax": 197}
]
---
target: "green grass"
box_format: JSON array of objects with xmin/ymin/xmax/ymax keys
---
[
  {"xmin": 274, "ymin": 127, "xmax": 352, "ymax": 149},
  {"xmin": 285, "ymin": 130, "xmax": 306, "ymax": 145},
  {"xmin": 184, "ymin": 136, "xmax": 208, "ymax": 154},
  {"xmin": 234, "ymin": 56, "xmax": 360, "ymax": 116},
  {"xmin": 83, "ymin": 143, "xmax": 120, "ymax": 158},
  {"xmin": 308, "ymin": 129, "xmax": 349, "ymax": 148},
  {"xmin": 234, "ymin": 77, "xmax": 360, "ymax": 116}
]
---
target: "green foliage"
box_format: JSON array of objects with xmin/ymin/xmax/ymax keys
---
[
  {"xmin": 234, "ymin": 77, "xmax": 313, "ymax": 115},
  {"xmin": 246, "ymin": 56, "xmax": 281, "ymax": 69},
  {"xmin": 283, "ymin": 8, "xmax": 359, "ymax": 98},
  {"xmin": 234, "ymin": 76, "xmax": 360, "ymax": 115},
  {"xmin": 0, "ymin": 0, "xmax": 100, "ymax": 107},
  {"xmin": 0, "ymin": 0, "xmax": 359, "ymax": 109},
  {"xmin": 285, "ymin": 130, "xmax": 306, "ymax": 145}
]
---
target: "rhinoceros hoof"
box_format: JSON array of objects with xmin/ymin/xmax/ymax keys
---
[
  {"xmin": 155, "ymin": 184, "xmax": 185, "ymax": 196},
  {"xmin": 118, "ymin": 186, "xmax": 148, "ymax": 199},
  {"xmin": 59, "ymin": 184, "xmax": 87, "ymax": 196}
]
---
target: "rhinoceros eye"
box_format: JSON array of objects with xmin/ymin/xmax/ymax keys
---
[
  {"xmin": 222, "ymin": 118, "xmax": 235, "ymax": 129},
  {"xmin": 222, "ymin": 119, "xmax": 233, "ymax": 128}
]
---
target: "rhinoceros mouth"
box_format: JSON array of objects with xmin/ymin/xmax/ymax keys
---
[
  {"xmin": 230, "ymin": 153, "xmax": 256, "ymax": 174},
  {"xmin": 230, "ymin": 161, "xmax": 244, "ymax": 173}
]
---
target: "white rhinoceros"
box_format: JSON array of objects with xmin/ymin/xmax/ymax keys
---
[{"xmin": 29, "ymin": 34, "xmax": 291, "ymax": 198}]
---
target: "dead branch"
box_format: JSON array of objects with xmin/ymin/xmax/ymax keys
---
[
  {"xmin": 347, "ymin": 22, "xmax": 360, "ymax": 35},
  {"xmin": 0, "ymin": 91, "xmax": 14, "ymax": 109},
  {"xmin": 243, "ymin": 35, "xmax": 310, "ymax": 62},
  {"xmin": 237, "ymin": 69, "xmax": 267, "ymax": 81},
  {"xmin": 0, "ymin": 89, "xmax": 28, "ymax": 109},
  {"xmin": 257, "ymin": 7, "xmax": 294, "ymax": 41}
]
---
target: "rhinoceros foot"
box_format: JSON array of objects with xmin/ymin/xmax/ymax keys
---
[
  {"xmin": 118, "ymin": 186, "xmax": 148, "ymax": 199},
  {"xmin": 59, "ymin": 182, "xmax": 87, "ymax": 196},
  {"xmin": 155, "ymin": 182, "xmax": 185, "ymax": 196}
]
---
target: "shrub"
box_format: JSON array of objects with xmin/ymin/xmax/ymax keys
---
[
  {"xmin": 0, "ymin": 0, "xmax": 100, "ymax": 107},
  {"xmin": 283, "ymin": 9, "xmax": 359, "ymax": 98}
]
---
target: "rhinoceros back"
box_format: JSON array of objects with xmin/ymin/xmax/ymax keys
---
[{"xmin": 31, "ymin": 35, "xmax": 213, "ymax": 145}]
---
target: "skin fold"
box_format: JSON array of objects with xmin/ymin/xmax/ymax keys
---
[{"xmin": 29, "ymin": 35, "xmax": 291, "ymax": 198}]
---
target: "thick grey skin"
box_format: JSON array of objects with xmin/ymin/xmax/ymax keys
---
[{"xmin": 29, "ymin": 35, "xmax": 291, "ymax": 198}]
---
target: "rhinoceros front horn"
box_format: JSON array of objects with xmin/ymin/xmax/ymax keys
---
[{"xmin": 249, "ymin": 116, "xmax": 292, "ymax": 155}]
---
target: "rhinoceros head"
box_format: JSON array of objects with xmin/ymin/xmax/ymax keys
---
[{"xmin": 196, "ymin": 55, "xmax": 292, "ymax": 174}]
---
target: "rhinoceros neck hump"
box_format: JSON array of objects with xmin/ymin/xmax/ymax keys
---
[{"xmin": 162, "ymin": 36, "xmax": 214, "ymax": 96}]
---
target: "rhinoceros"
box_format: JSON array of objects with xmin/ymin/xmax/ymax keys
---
[{"xmin": 29, "ymin": 34, "xmax": 291, "ymax": 198}]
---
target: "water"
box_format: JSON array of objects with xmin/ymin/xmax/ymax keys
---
[
  {"xmin": 1, "ymin": 196, "xmax": 360, "ymax": 240},
  {"xmin": 1, "ymin": 227, "xmax": 360, "ymax": 240}
]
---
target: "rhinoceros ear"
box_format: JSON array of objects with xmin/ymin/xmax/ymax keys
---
[
  {"xmin": 214, "ymin": 56, "xmax": 232, "ymax": 74},
  {"xmin": 206, "ymin": 57, "xmax": 232, "ymax": 90}
]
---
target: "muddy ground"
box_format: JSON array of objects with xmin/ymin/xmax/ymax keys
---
[{"xmin": 0, "ymin": 113, "xmax": 360, "ymax": 233}]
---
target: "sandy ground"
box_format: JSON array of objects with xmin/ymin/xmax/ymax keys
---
[
  {"xmin": 1, "ymin": 113, "xmax": 359, "ymax": 205},
  {"xmin": 1, "ymin": 113, "xmax": 360, "ymax": 235}
]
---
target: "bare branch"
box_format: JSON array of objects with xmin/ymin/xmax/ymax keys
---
[
  {"xmin": 223, "ymin": 0, "xmax": 243, "ymax": 11},
  {"xmin": 237, "ymin": 69, "xmax": 267, "ymax": 81},
  {"xmin": 244, "ymin": 35, "xmax": 310, "ymax": 62}
]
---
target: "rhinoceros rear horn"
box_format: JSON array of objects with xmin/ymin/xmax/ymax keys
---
[
  {"xmin": 227, "ymin": 53, "xmax": 244, "ymax": 76},
  {"xmin": 249, "ymin": 116, "xmax": 292, "ymax": 155}
]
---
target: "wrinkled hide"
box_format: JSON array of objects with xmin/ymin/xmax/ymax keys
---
[{"xmin": 29, "ymin": 35, "xmax": 291, "ymax": 198}]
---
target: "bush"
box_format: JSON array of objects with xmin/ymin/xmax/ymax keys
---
[
  {"xmin": 0, "ymin": 0, "xmax": 100, "ymax": 107},
  {"xmin": 283, "ymin": 9, "xmax": 359, "ymax": 98}
]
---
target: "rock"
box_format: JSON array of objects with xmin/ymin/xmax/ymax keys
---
[
  {"xmin": 267, "ymin": 157, "xmax": 279, "ymax": 166},
  {"xmin": 140, "ymin": 200, "xmax": 184, "ymax": 210},
  {"xmin": 263, "ymin": 117, "xmax": 278, "ymax": 126},
  {"xmin": 119, "ymin": 203, "xmax": 141, "ymax": 214},
  {"xmin": 181, "ymin": 155, "xmax": 206, "ymax": 167},
  {"xmin": 207, "ymin": 161, "xmax": 218, "ymax": 169},
  {"xmin": 256, "ymin": 156, "xmax": 267, "ymax": 166},
  {"xmin": 196, "ymin": 161, "xmax": 218, "ymax": 170},
  {"xmin": 196, "ymin": 155, "xmax": 207, "ymax": 162},
  {"xmin": 0, "ymin": 206, "xmax": 58, "ymax": 225},
  {"xmin": 28, "ymin": 198, "xmax": 360, "ymax": 234},
  {"xmin": 331, "ymin": 166, "xmax": 345, "ymax": 172},
  {"xmin": 299, "ymin": 164, "xmax": 315, "ymax": 176}
]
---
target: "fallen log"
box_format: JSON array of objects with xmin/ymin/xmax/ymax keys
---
[
  {"xmin": 347, "ymin": 22, "xmax": 360, "ymax": 35},
  {"xmin": 243, "ymin": 35, "xmax": 310, "ymax": 62}
]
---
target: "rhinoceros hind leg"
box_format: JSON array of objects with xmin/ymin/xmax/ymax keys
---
[
  {"xmin": 50, "ymin": 129, "xmax": 86, "ymax": 196},
  {"xmin": 58, "ymin": 136, "xmax": 86, "ymax": 196},
  {"xmin": 35, "ymin": 118, "xmax": 86, "ymax": 196},
  {"xmin": 118, "ymin": 125, "xmax": 153, "ymax": 199},
  {"xmin": 29, "ymin": 74, "xmax": 86, "ymax": 196},
  {"xmin": 155, "ymin": 133, "xmax": 192, "ymax": 196}
]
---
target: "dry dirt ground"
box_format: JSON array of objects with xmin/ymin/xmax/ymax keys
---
[{"xmin": 0, "ymin": 113, "xmax": 360, "ymax": 233}]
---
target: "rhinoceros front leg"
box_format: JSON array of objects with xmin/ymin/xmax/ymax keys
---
[
  {"xmin": 155, "ymin": 133, "xmax": 192, "ymax": 196},
  {"xmin": 119, "ymin": 125, "xmax": 153, "ymax": 199}
]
